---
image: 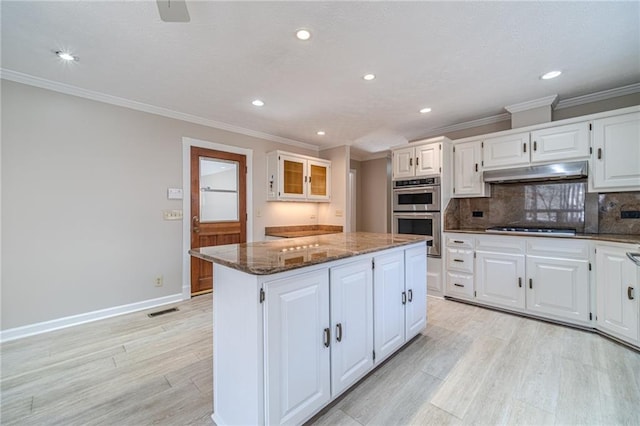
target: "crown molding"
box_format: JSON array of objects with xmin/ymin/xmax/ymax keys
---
[
  {"xmin": 420, "ymin": 112, "xmax": 511, "ymax": 139},
  {"xmin": 505, "ymin": 94, "xmax": 559, "ymax": 114},
  {"xmin": 0, "ymin": 69, "xmax": 320, "ymax": 152},
  {"xmin": 556, "ymin": 82, "xmax": 640, "ymax": 110}
]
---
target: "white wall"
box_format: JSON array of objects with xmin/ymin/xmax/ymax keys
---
[
  {"xmin": 318, "ymin": 145, "xmax": 349, "ymax": 227},
  {"xmin": 1, "ymin": 80, "xmax": 320, "ymax": 331},
  {"xmin": 359, "ymin": 157, "xmax": 390, "ymax": 233}
]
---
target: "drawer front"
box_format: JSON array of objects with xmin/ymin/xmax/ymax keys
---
[
  {"xmin": 445, "ymin": 234, "xmax": 475, "ymax": 249},
  {"xmin": 476, "ymin": 235, "xmax": 526, "ymax": 254},
  {"xmin": 446, "ymin": 247, "xmax": 474, "ymax": 273},
  {"xmin": 446, "ymin": 271, "xmax": 474, "ymax": 299},
  {"xmin": 526, "ymin": 238, "xmax": 589, "ymax": 259}
]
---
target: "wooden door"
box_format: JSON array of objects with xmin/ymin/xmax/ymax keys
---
[{"xmin": 191, "ymin": 147, "xmax": 246, "ymax": 295}]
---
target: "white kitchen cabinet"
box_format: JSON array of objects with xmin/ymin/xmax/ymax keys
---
[
  {"xmin": 482, "ymin": 132, "xmax": 530, "ymax": 169},
  {"xmin": 530, "ymin": 122, "xmax": 590, "ymax": 163},
  {"xmin": 452, "ymin": 140, "xmax": 490, "ymax": 197},
  {"xmin": 373, "ymin": 244, "xmax": 427, "ymax": 363},
  {"xmin": 373, "ymin": 250, "xmax": 406, "ymax": 362},
  {"xmin": 266, "ymin": 150, "xmax": 331, "ymax": 202},
  {"xmin": 476, "ymin": 250, "xmax": 526, "ymax": 310},
  {"xmin": 596, "ymin": 243, "xmax": 639, "ymax": 345},
  {"xmin": 329, "ymin": 259, "xmax": 374, "ymax": 397},
  {"xmin": 427, "ymin": 256, "xmax": 444, "ymax": 296},
  {"xmin": 444, "ymin": 234, "xmax": 475, "ymax": 299},
  {"xmin": 526, "ymin": 256, "xmax": 590, "ymax": 323},
  {"xmin": 392, "ymin": 141, "xmax": 441, "ymax": 179},
  {"xmin": 405, "ymin": 245, "xmax": 428, "ymax": 340},
  {"xmin": 265, "ymin": 269, "xmax": 331, "ymax": 425},
  {"xmin": 590, "ymin": 112, "xmax": 640, "ymax": 192}
]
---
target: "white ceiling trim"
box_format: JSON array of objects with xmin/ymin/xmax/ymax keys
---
[
  {"xmin": 505, "ymin": 94, "xmax": 559, "ymax": 113},
  {"xmin": 555, "ymin": 82, "xmax": 640, "ymax": 110},
  {"xmin": 0, "ymin": 69, "xmax": 320, "ymax": 152}
]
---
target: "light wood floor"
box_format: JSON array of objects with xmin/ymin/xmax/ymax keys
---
[{"xmin": 2, "ymin": 295, "xmax": 639, "ymax": 425}]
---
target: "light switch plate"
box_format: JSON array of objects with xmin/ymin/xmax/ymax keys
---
[
  {"xmin": 163, "ymin": 210, "xmax": 183, "ymax": 220},
  {"xmin": 167, "ymin": 188, "xmax": 183, "ymax": 200}
]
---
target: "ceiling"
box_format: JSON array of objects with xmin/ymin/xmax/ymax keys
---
[{"xmin": 2, "ymin": 1, "xmax": 639, "ymax": 157}]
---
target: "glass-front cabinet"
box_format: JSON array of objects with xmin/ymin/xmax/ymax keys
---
[{"xmin": 267, "ymin": 151, "xmax": 331, "ymax": 202}]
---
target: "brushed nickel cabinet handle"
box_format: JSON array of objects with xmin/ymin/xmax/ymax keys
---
[
  {"xmin": 408, "ymin": 289, "xmax": 413, "ymax": 302},
  {"xmin": 323, "ymin": 328, "xmax": 330, "ymax": 347},
  {"xmin": 628, "ymin": 287, "xmax": 635, "ymax": 300},
  {"xmin": 627, "ymin": 252, "xmax": 640, "ymax": 266},
  {"xmin": 402, "ymin": 291, "xmax": 407, "ymax": 305},
  {"xmin": 336, "ymin": 323, "xmax": 343, "ymax": 342}
]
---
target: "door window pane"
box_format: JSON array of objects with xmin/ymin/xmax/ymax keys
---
[
  {"xmin": 310, "ymin": 164, "xmax": 327, "ymax": 196},
  {"xmin": 284, "ymin": 160, "xmax": 304, "ymax": 194},
  {"xmin": 200, "ymin": 158, "xmax": 238, "ymax": 222}
]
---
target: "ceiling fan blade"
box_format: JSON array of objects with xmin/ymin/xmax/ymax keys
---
[{"xmin": 156, "ymin": 0, "xmax": 190, "ymax": 22}]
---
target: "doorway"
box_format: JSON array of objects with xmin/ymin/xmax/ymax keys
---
[{"xmin": 190, "ymin": 146, "xmax": 247, "ymax": 295}]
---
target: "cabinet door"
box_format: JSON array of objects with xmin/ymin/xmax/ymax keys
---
[
  {"xmin": 531, "ymin": 122, "xmax": 590, "ymax": 163},
  {"xmin": 415, "ymin": 143, "xmax": 440, "ymax": 177},
  {"xmin": 483, "ymin": 132, "xmax": 530, "ymax": 169},
  {"xmin": 373, "ymin": 250, "xmax": 406, "ymax": 362},
  {"xmin": 476, "ymin": 251, "xmax": 526, "ymax": 310},
  {"xmin": 265, "ymin": 269, "xmax": 330, "ymax": 425},
  {"xmin": 393, "ymin": 147, "xmax": 415, "ymax": 179},
  {"xmin": 427, "ymin": 256, "xmax": 443, "ymax": 296},
  {"xmin": 591, "ymin": 112, "xmax": 640, "ymax": 192},
  {"xmin": 405, "ymin": 245, "xmax": 427, "ymax": 340},
  {"xmin": 307, "ymin": 159, "xmax": 331, "ymax": 201},
  {"xmin": 453, "ymin": 141, "xmax": 484, "ymax": 197},
  {"xmin": 330, "ymin": 260, "xmax": 374, "ymax": 397},
  {"xmin": 596, "ymin": 245, "xmax": 639, "ymax": 343},
  {"xmin": 526, "ymin": 256, "xmax": 590, "ymax": 324},
  {"xmin": 278, "ymin": 153, "xmax": 307, "ymax": 200}
]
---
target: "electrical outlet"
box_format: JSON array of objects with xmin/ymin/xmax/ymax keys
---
[
  {"xmin": 256, "ymin": 208, "xmax": 262, "ymax": 217},
  {"xmin": 310, "ymin": 214, "xmax": 317, "ymax": 219},
  {"xmin": 155, "ymin": 275, "xmax": 164, "ymax": 287},
  {"xmin": 335, "ymin": 209, "xmax": 343, "ymax": 217},
  {"xmin": 163, "ymin": 210, "xmax": 183, "ymax": 220}
]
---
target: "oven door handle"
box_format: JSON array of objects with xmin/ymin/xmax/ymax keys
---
[
  {"xmin": 393, "ymin": 186, "xmax": 438, "ymax": 192},
  {"xmin": 394, "ymin": 214, "xmax": 435, "ymax": 219}
]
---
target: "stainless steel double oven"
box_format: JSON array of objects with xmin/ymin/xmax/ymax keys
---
[{"xmin": 392, "ymin": 177, "xmax": 441, "ymax": 257}]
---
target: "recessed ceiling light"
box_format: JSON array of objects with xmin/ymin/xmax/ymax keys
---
[
  {"xmin": 55, "ymin": 51, "xmax": 78, "ymax": 61},
  {"xmin": 419, "ymin": 107, "xmax": 432, "ymax": 114},
  {"xmin": 295, "ymin": 29, "xmax": 311, "ymax": 41},
  {"xmin": 541, "ymin": 70, "xmax": 562, "ymax": 80},
  {"xmin": 363, "ymin": 74, "xmax": 376, "ymax": 81},
  {"xmin": 317, "ymin": 131, "xmax": 325, "ymax": 136},
  {"xmin": 252, "ymin": 99, "xmax": 265, "ymax": 107}
]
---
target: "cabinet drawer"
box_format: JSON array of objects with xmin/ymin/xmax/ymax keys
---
[
  {"xmin": 526, "ymin": 238, "xmax": 589, "ymax": 259},
  {"xmin": 446, "ymin": 271, "xmax": 474, "ymax": 299},
  {"xmin": 446, "ymin": 247, "xmax": 474, "ymax": 273},
  {"xmin": 476, "ymin": 236, "xmax": 526, "ymax": 254},
  {"xmin": 446, "ymin": 235, "xmax": 475, "ymax": 249}
]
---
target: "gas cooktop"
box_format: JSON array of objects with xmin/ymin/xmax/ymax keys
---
[{"xmin": 486, "ymin": 226, "xmax": 576, "ymax": 236}]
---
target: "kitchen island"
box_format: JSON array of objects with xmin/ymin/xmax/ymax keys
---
[{"xmin": 189, "ymin": 232, "xmax": 430, "ymax": 426}]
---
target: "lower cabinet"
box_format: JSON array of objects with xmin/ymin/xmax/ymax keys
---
[
  {"xmin": 373, "ymin": 245, "xmax": 427, "ymax": 363},
  {"xmin": 264, "ymin": 269, "xmax": 331, "ymax": 426},
  {"xmin": 260, "ymin": 243, "xmax": 427, "ymax": 425},
  {"xmin": 444, "ymin": 233, "xmax": 593, "ymax": 327},
  {"xmin": 596, "ymin": 243, "xmax": 639, "ymax": 345}
]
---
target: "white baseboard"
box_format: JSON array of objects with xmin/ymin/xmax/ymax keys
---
[{"xmin": 0, "ymin": 293, "xmax": 185, "ymax": 343}]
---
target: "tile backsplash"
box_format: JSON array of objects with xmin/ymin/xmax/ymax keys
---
[{"xmin": 445, "ymin": 179, "xmax": 640, "ymax": 235}]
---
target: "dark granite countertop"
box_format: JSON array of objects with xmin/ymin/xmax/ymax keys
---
[
  {"xmin": 190, "ymin": 232, "xmax": 431, "ymax": 275},
  {"xmin": 265, "ymin": 224, "xmax": 343, "ymax": 238},
  {"xmin": 445, "ymin": 229, "xmax": 640, "ymax": 245}
]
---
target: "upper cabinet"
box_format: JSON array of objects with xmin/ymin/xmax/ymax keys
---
[
  {"xmin": 590, "ymin": 112, "xmax": 640, "ymax": 192},
  {"xmin": 267, "ymin": 151, "xmax": 331, "ymax": 202},
  {"xmin": 482, "ymin": 122, "xmax": 590, "ymax": 170},
  {"xmin": 392, "ymin": 141, "xmax": 441, "ymax": 179},
  {"xmin": 452, "ymin": 140, "xmax": 490, "ymax": 197}
]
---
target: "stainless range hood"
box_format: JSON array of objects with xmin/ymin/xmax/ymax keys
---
[{"xmin": 483, "ymin": 161, "xmax": 588, "ymax": 183}]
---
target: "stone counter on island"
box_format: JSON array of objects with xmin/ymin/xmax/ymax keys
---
[{"xmin": 189, "ymin": 232, "xmax": 430, "ymax": 426}]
